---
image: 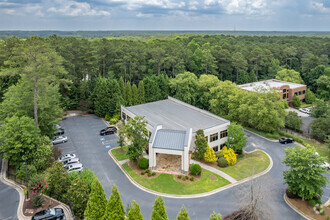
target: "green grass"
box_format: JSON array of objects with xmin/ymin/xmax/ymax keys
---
[
  {"xmin": 218, "ymin": 151, "xmax": 270, "ymax": 181},
  {"xmin": 243, "ymin": 126, "xmax": 281, "ymax": 140},
  {"xmin": 111, "ymin": 146, "xmax": 129, "ymax": 161},
  {"xmin": 304, "ymin": 139, "xmax": 330, "ymax": 163},
  {"xmin": 300, "ymin": 103, "xmax": 313, "ymax": 108},
  {"xmin": 122, "ymin": 163, "xmax": 230, "ymax": 195}
]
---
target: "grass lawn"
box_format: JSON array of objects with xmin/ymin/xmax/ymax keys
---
[
  {"xmin": 122, "ymin": 163, "xmax": 230, "ymax": 195},
  {"xmin": 304, "ymin": 139, "xmax": 330, "ymax": 163},
  {"xmin": 111, "ymin": 146, "xmax": 129, "ymax": 161},
  {"xmin": 218, "ymin": 151, "xmax": 270, "ymax": 181},
  {"xmin": 243, "ymin": 126, "xmax": 281, "ymax": 140}
]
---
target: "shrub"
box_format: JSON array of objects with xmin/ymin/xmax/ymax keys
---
[
  {"xmin": 16, "ymin": 164, "xmax": 37, "ymax": 181},
  {"xmin": 184, "ymin": 176, "xmax": 189, "ymax": 180},
  {"xmin": 140, "ymin": 171, "xmax": 145, "ymax": 175},
  {"xmin": 285, "ymin": 188, "xmax": 300, "ymax": 199},
  {"xmin": 112, "ymin": 114, "xmax": 121, "ymax": 121},
  {"xmin": 138, "ymin": 158, "xmax": 149, "ymax": 170},
  {"xmin": 308, "ymin": 199, "xmax": 317, "ymax": 207},
  {"xmin": 110, "ymin": 118, "xmax": 117, "ymax": 125},
  {"xmin": 204, "ymin": 145, "xmax": 218, "ymax": 162},
  {"xmin": 105, "ymin": 114, "xmax": 111, "ymax": 121},
  {"xmin": 147, "ymin": 173, "xmax": 152, "ymax": 177},
  {"xmin": 220, "ymin": 146, "xmax": 237, "ymax": 166},
  {"xmin": 146, "ymin": 169, "xmax": 150, "ymax": 173},
  {"xmin": 218, "ymin": 157, "xmax": 228, "ymax": 168},
  {"xmin": 177, "ymin": 175, "xmax": 182, "ymax": 179},
  {"xmin": 216, "ymin": 152, "xmax": 224, "ymax": 158},
  {"xmin": 190, "ymin": 164, "xmax": 202, "ymax": 176},
  {"xmin": 190, "ymin": 177, "xmax": 194, "ymax": 181},
  {"xmin": 152, "ymin": 172, "xmax": 156, "ymax": 176},
  {"xmin": 292, "ymin": 95, "xmax": 301, "ymax": 108},
  {"xmin": 320, "ymin": 209, "xmax": 325, "ymax": 215},
  {"xmin": 51, "ymin": 146, "xmax": 62, "ymax": 160},
  {"xmin": 32, "ymin": 194, "xmax": 44, "ymax": 207}
]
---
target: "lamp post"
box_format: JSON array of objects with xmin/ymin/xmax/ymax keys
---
[{"xmin": 23, "ymin": 161, "xmax": 28, "ymax": 199}]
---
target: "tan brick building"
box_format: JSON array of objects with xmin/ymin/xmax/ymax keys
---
[{"xmin": 238, "ymin": 79, "xmax": 307, "ymax": 106}]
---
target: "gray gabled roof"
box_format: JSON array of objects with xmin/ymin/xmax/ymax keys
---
[{"xmin": 153, "ymin": 129, "xmax": 186, "ymax": 151}]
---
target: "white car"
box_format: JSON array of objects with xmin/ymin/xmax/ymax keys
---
[
  {"xmin": 65, "ymin": 163, "xmax": 83, "ymax": 173},
  {"xmin": 63, "ymin": 157, "xmax": 80, "ymax": 167},
  {"xmin": 51, "ymin": 136, "xmax": 68, "ymax": 145},
  {"xmin": 58, "ymin": 154, "xmax": 76, "ymax": 162},
  {"xmin": 299, "ymin": 108, "xmax": 309, "ymax": 114},
  {"xmin": 321, "ymin": 162, "xmax": 330, "ymax": 171}
]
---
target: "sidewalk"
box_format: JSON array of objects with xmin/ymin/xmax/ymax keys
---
[{"xmin": 190, "ymin": 159, "xmax": 237, "ymax": 183}]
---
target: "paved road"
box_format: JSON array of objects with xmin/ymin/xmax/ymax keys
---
[
  {"xmin": 57, "ymin": 115, "xmax": 328, "ymax": 220},
  {"xmin": 0, "ymin": 161, "xmax": 19, "ymax": 220},
  {"xmin": 286, "ymin": 108, "xmax": 314, "ymax": 134}
]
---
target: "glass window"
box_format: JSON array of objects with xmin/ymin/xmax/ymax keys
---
[
  {"xmin": 283, "ymin": 89, "xmax": 286, "ymax": 93},
  {"xmin": 295, "ymin": 92, "xmax": 298, "ymax": 96},
  {"xmin": 286, "ymin": 93, "xmax": 289, "ymax": 98},
  {"xmin": 205, "ymin": 136, "xmax": 208, "ymax": 142},
  {"xmin": 220, "ymin": 143, "xmax": 226, "ymax": 150},
  {"xmin": 303, "ymin": 90, "xmax": 305, "ymax": 94},
  {"xmin": 212, "ymin": 146, "xmax": 218, "ymax": 152},
  {"xmin": 220, "ymin": 130, "xmax": 228, "ymax": 139},
  {"xmin": 283, "ymin": 94, "xmax": 286, "ymax": 99},
  {"xmin": 122, "ymin": 113, "xmax": 126, "ymax": 120},
  {"xmin": 210, "ymin": 133, "xmax": 218, "ymax": 142},
  {"xmin": 299, "ymin": 91, "xmax": 302, "ymax": 95}
]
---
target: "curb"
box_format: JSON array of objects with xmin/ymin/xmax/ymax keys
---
[
  {"xmin": 0, "ymin": 159, "xmax": 74, "ymax": 220},
  {"xmin": 245, "ymin": 130, "xmax": 278, "ymax": 142},
  {"xmin": 283, "ymin": 193, "xmax": 314, "ymax": 220},
  {"xmin": 108, "ymin": 148, "xmax": 273, "ymax": 199}
]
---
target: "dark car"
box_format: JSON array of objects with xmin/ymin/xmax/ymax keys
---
[
  {"xmin": 100, "ymin": 126, "xmax": 117, "ymax": 136},
  {"xmin": 279, "ymin": 137, "xmax": 294, "ymax": 144},
  {"xmin": 54, "ymin": 128, "xmax": 64, "ymax": 136},
  {"xmin": 32, "ymin": 208, "xmax": 65, "ymax": 220}
]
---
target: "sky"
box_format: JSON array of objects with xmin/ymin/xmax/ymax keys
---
[{"xmin": 0, "ymin": 0, "xmax": 330, "ymax": 31}]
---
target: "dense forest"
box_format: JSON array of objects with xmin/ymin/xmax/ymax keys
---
[{"xmin": 0, "ymin": 34, "xmax": 329, "ymax": 139}]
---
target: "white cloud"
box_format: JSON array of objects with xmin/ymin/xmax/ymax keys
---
[
  {"xmin": 311, "ymin": 0, "xmax": 330, "ymax": 13},
  {"xmin": 136, "ymin": 12, "xmax": 153, "ymax": 17},
  {"xmin": 204, "ymin": 0, "xmax": 268, "ymax": 15},
  {"xmin": 109, "ymin": 0, "xmax": 185, "ymax": 10},
  {"xmin": 48, "ymin": 0, "xmax": 110, "ymax": 16}
]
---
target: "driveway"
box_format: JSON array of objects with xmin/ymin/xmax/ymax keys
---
[
  {"xmin": 286, "ymin": 108, "xmax": 314, "ymax": 134},
  {"xmin": 57, "ymin": 115, "xmax": 311, "ymax": 219},
  {"xmin": 0, "ymin": 160, "xmax": 19, "ymax": 220}
]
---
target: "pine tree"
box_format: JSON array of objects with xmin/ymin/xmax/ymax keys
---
[
  {"xmin": 193, "ymin": 129, "xmax": 207, "ymax": 160},
  {"xmin": 209, "ymin": 211, "xmax": 222, "ymax": 220},
  {"xmin": 124, "ymin": 81, "xmax": 133, "ymax": 106},
  {"xmin": 177, "ymin": 205, "xmax": 189, "ymax": 220},
  {"xmin": 103, "ymin": 185, "xmax": 125, "ymax": 220},
  {"xmin": 93, "ymin": 77, "xmax": 111, "ymax": 117},
  {"xmin": 119, "ymin": 76, "xmax": 125, "ymax": 97},
  {"xmin": 84, "ymin": 179, "xmax": 107, "ymax": 220},
  {"xmin": 108, "ymin": 79, "xmax": 124, "ymax": 115},
  {"xmin": 127, "ymin": 200, "xmax": 143, "ymax": 220},
  {"xmin": 151, "ymin": 196, "xmax": 168, "ymax": 220},
  {"xmin": 138, "ymin": 80, "xmax": 145, "ymax": 104},
  {"xmin": 204, "ymin": 145, "xmax": 218, "ymax": 162},
  {"xmin": 131, "ymin": 83, "xmax": 139, "ymax": 106}
]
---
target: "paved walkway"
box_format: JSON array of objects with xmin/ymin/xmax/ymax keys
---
[{"xmin": 190, "ymin": 159, "xmax": 237, "ymax": 183}]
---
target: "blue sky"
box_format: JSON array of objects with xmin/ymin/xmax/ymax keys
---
[{"xmin": 0, "ymin": 0, "xmax": 329, "ymax": 31}]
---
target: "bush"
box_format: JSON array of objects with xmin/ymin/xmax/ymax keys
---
[
  {"xmin": 52, "ymin": 146, "xmax": 62, "ymax": 160},
  {"xmin": 184, "ymin": 176, "xmax": 189, "ymax": 180},
  {"xmin": 177, "ymin": 175, "xmax": 182, "ymax": 179},
  {"xmin": 190, "ymin": 177, "xmax": 194, "ymax": 181},
  {"xmin": 112, "ymin": 114, "xmax": 121, "ymax": 121},
  {"xmin": 308, "ymin": 199, "xmax": 317, "ymax": 207},
  {"xmin": 285, "ymin": 188, "xmax": 300, "ymax": 199},
  {"xmin": 147, "ymin": 173, "xmax": 152, "ymax": 177},
  {"xmin": 152, "ymin": 172, "xmax": 156, "ymax": 176},
  {"xmin": 204, "ymin": 145, "xmax": 218, "ymax": 162},
  {"xmin": 105, "ymin": 114, "xmax": 111, "ymax": 121},
  {"xmin": 140, "ymin": 171, "xmax": 145, "ymax": 175},
  {"xmin": 138, "ymin": 158, "xmax": 149, "ymax": 170},
  {"xmin": 110, "ymin": 118, "xmax": 117, "ymax": 125},
  {"xmin": 216, "ymin": 152, "xmax": 224, "ymax": 158},
  {"xmin": 32, "ymin": 194, "xmax": 44, "ymax": 207},
  {"xmin": 220, "ymin": 147, "xmax": 237, "ymax": 166},
  {"xmin": 320, "ymin": 209, "xmax": 325, "ymax": 215},
  {"xmin": 218, "ymin": 157, "xmax": 228, "ymax": 168},
  {"xmin": 16, "ymin": 164, "xmax": 37, "ymax": 181},
  {"xmin": 190, "ymin": 164, "xmax": 202, "ymax": 176},
  {"xmin": 146, "ymin": 169, "xmax": 150, "ymax": 173}
]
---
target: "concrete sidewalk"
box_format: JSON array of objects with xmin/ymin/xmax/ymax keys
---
[{"xmin": 190, "ymin": 159, "xmax": 237, "ymax": 183}]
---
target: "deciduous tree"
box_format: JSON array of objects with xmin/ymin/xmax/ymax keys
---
[{"xmin": 226, "ymin": 123, "xmax": 247, "ymax": 154}]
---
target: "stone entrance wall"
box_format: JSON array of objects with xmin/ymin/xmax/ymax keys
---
[{"xmin": 155, "ymin": 154, "xmax": 182, "ymax": 174}]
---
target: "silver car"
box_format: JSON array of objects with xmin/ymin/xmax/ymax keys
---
[
  {"xmin": 65, "ymin": 163, "xmax": 83, "ymax": 173},
  {"xmin": 58, "ymin": 154, "xmax": 76, "ymax": 162},
  {"xmin": 63, "ymin": 157, "xmax": 80, "ymax": 167},
  {"xmin": 51, "ymin": 136, "xmax": 68, "ymax": 145}
]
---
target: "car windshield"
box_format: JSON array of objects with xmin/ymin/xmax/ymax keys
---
[{"xmin": 49, "ymin": 209, "xmax": 56, "ymax": 215}]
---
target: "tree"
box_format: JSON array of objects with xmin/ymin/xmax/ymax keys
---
[
  {"xmin": 151, "ymin": 196, "xmax": 168, "ymax": 220},
  {"xmin": 117, "ymin": 124, "xmax": 126, "ymax": 151},
  {"xmin": 311, "ymin": 117, "xmax": 330, "ymax": 141},
  {"xmin": 69, "ymin": 168, "xmax": 96, "ymax": 193},
  {"xmin": 1, "ymin": 36, "xmax": 67, "ymax": 127},
  {"xmin": 0, "ymin": 115, "xmax": 41, "ymax": 167},
  {"xmin": 204, "ymin": 145, "xmax": 217, "ymax": 162},
  {"xmin": 196, "ymin": 74, "xmax": 219, "ymax": 109},
  {"xmin": 84, "ymin": 179, "xmax": 107, "ymax": 220},
  {"xmin": 220, "ymin": 147, "xmax": 236, "ymax": 166},
  {"xmin": 127, "ymin": 200, "xmax": 143, "ymax": 220},
  {"xmin": 125, "ymin": 116, "xmax": 148, "ymax": 162},
  {"xmin": 93, "ymin": 77, "xmax": 112, "ymax": 117},
  {"xmin": 285, "ymin": 111, "xmax": 302, "ymax": 132},
  {"xmin": 268, "ymin": 59, "xmax": 282, "ymax": 79},
  {"xmin": 46, "ymin": 161, "xmax": 71, "ymax": 197},
  {"xmin": 316, "ymin": 67, "xmax": 330, "ymax": 100},
  {"xmin": 103, "ymin": 185, "xmax": 125, "ymax": 220},
  {"xmin": 119, "ymin": 76, "xmax": 125, "ymax": 97},
  {"xmin": 209, "ymin": 212, "xmax": 222, "ymax": 220},
  {"xmin": 232, "ymin": 52, "xmax": 248, "ymax": 82},
  {"xmin": 137, "ymin": 80, "xmax": 145, "ymax": 104},
  {"xmin": 177, "ymin": 205, "xmax": 189, "ymax": 220},
  {"xmin": 66, "ymin": 178, "xmax": 89, "ymax": 219},
  {"xmin": 311, "ymin": 99, "xmax": 329, "ymax": 118},
  {"xmin": 275, "ymin": 69, "xmax": 304, "ymax": 84},
  {"xmin": 169, "ymin": 72, "xmax": 198, "ymax": 105},
  {"xmin": 305, "ymin": 65, "xmax": 325, "ymax": 92},
  {"xmin": 282, "ymin": 146, "xmax": 328, "ymax": 200},
  {"xmin": 193, "ymin": 129, "xmax": 207, "ymax": 160},
  {"xmin": 124, "ymin": 81, "xmax": 133, "ymax": 106},
  {"xmin": 305, "ymin": 89, "xmax": 316, "ymax": 104},
  {"xmin": 292, "ymin": 95, "xmax": 301, "ymax": 108},
  {"xmin": 143, "ymin": 75, "xmax": 162, "ymax": 102},
  {"xmin": 131, "ymin": 83, "xmax": 139, "ymax": 106},
  {"xmin": 108, "ymin": 79, "xmax": 124, "ymax": 115},
  {"xmin": 226, "ymin": 123, "xmax": 247, "ymax": 154}
]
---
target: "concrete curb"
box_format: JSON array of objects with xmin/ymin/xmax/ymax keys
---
[
  {"xmin": 108, "ymin": 148, "xmax": 273, "ymax": 199},
  {"xmin": 245, "ymin": 130, "xmax": 278, "ymax": 142},
  {"xmin": 0, "ymin": 159, "xmax": 74, "ymax": 220},
  {"xmin": 283, "ymin": 193, "xmax": 314, "ymax": 220}
]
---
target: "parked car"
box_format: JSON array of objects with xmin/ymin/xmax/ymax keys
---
[
  {"xmin": 321, "ymin": 162, "xmax": 330, "ymax": 171},
  {"xmin": 63, "ymin": 157, "xmax": 80, "ymax": 167},
  {"xmin": 54, "ymin": 128, "xmax": 65, "ymax": 136},
  {"xmin": 100, "ymin": 126, "xmax": 117, "ymax": 136},
  {"xmin": 58, "ymin": 154, "xmax": 76, "ymax": 162},
  {"xmin": 65, "ymin": 163, "xmax": 83, "ymax": 173},
  {"xmin": 299, "ymin": 108, "xmax": 310, "ymax": 114},
  {"xmin": 279, "ymin": 137, "xmax": 294, "ymax": 144},
  {"xmin": 51, "ymin": 136, "xmax": 68, "ymax": 145},
  {"xmin": 32, "ymin": 208, "xmax": 65, "ymax": 220},
  {"xmin": 56, "ymin": 124, "xmax": 62, "ymax": 129}
]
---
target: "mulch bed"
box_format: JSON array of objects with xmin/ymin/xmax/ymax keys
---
[
  {"xmin": 118, "ymin": 149, "xmax": 126, "ymax": 153},
  {"xmin": 23, "ymin": 194, "xmax": 60, "ymax": 216},
  {"xmin": 287, "ymin": 197, "xmax": 330, "ymax": 220},
  {"xmin": 173, "ymin": 170, "xmax": 203, "ymax": 183},
  {"xmin": 127, "ymin": 161, "xmax": 160, "ymax": 179}
]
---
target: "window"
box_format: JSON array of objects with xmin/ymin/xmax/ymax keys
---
[
  {"xmin": 295, "ymin": 92, "xmax": 298, "ymax": 96},
  {"xmin": 286, "ymin": 93, "xmax": 289, "ymax": 98},
  {"xmin": 210, "ymin": 133, "xmax": 218, "ymax": 142},
  {"xmin": 212, "ymin": 146, "xmax": 219, "ymax": 152},
  {"xmin": 283, "ymin": 94, "xmax": 286, "ymax": 99},
  {"xmin": 205, "ymin": 136, "xmax": 208, "ymax": 142},
  {"xmin": 220, "ymin": 130, "xmax": 228, "ymax": 139},
  {"xmin": 299, "ymin": 91, "xmax": 302, "ymax": 95},
  {"xmin": 220, "ymin": 143, "xmax": 226, "ymax": 150},
  {"xmin": 122, "ymin": 113, "xmax": 126, "ymax": 120},
  {"xmin": 283, "ymin": 89, "xmax": 286, "ymax": 93},
  {"xmin": 303, "ymin": 90, "xmax": 305, "ymax": 94},
  {"xmin": 127, "ymin": 116, "xmax": 131, "ymax": 120}
]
